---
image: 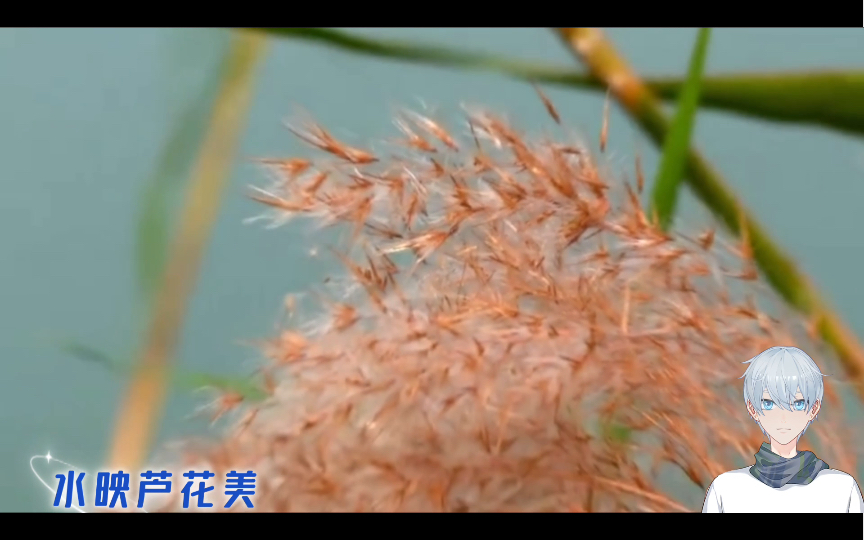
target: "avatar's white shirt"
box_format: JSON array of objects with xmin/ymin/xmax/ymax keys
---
[{"xmin": 702, "ymin": 467, "xmax": 864, "ymax": 513}]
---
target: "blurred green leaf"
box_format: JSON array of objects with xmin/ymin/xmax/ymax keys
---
[
  {"xmin": 599, "ymin": 418, "xmax": 633, "ymax": 445},
  {"xmin": 58, "ymin": 338, "xmax": 268, "ymax": 402},
  {"xmin": 257, "ymin": 28, "xmax": 864, "ymax": 138},
  {"xmin": 56, "ymin": 339, "xmax": 125, "ymax": 374},
  {"xmin": 136, "ymin": 65, "xmax": 223, "ymax": 313},
  {"xmin": 258, "ymin": 28, "xmax": 594, "ymax": 81},
  {"xmin": 651, "ymin": 28, "xmax": 711, "ymax": 229}
]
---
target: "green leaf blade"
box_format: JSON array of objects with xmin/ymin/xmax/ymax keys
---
[
  {"xmin": 651, "ymin": 28, "xmax": 712, "ymax": 230},
  {"xmin": 652, "ymin": 71, "xmax": 864, "ymax": 137},
  {"xmin": 56, "ymin": 339, "xmax": 128, "ymax": 375},
  {"xmin": 257, "ymin": 28, "xmax": 599, "ymax": 85},
  {"xmin": 257, "ymin": 28, "xmax": 864, "ymax": 140},
  {"xmin": 135, "ymin": 47, "xmax": 226, "ymax": 315},
  {"xmin": 57, "ymin": 337, "xmax": 269, "ymax": 403}
]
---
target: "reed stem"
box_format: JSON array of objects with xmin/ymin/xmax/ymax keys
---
[
  {"xmin": 553, "ymin": 27, "xmax": 864, "ymax": 400},
  {"xmin": 107, "ymin": 30, "xmax": 269, "ymax": 471}
]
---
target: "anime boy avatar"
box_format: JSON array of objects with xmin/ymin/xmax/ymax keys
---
[{"xmin": 702, "ymin": 346, "xmax": 864, "ymax": 513}]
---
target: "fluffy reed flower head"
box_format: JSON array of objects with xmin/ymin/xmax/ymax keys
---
[{"xmin": 179, "ymin": 103, "xmax": 857, "ymax": 512}]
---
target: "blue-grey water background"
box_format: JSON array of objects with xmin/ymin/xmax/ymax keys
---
[{"xmin": 2, "ymin": 28, "xmax": 864, "ymax": 512}]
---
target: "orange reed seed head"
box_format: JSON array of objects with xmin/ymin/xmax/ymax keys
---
[{"xmin": 181, "ymin": 108, "xmax": 856, "ymax": 512}]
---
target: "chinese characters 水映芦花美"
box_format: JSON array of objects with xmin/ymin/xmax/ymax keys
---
[{"xmin": 53, "ymin": 469, "xmax": 256, "ymax": 510}]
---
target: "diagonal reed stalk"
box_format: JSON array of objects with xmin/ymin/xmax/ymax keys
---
[
  {"xmin": 553, "ymin": 27, "xmax": 864, "ymax": 401},
  {"xmin": 107, "ymin": 30, "xmax": 269, "ymax": 471}
]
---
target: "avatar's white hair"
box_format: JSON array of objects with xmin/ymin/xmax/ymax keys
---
[{"xmin": 739, "ymin": 346, "xmax": 826, "ymax": 440}]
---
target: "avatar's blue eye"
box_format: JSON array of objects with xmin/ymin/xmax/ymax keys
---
[
  {"xmin": 793, "ymin": 400, "xmax": 807, "ymax": 411},
  {"xmin": 761, "ymin": 399, "xmax": 775, "ymax": 410}
]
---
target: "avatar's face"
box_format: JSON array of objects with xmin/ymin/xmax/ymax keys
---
[{"xmin": 748, "ymin": 389, "xmax": 820, "ymax": 445}]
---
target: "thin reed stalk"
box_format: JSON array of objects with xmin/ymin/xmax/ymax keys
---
[
  {"xmin": 553, "ymin": 27, "xmax": 864, "ymax": 401},
  {"xmin": 107, "ymin": 30, "xmax": 269, "ymax": 471}
]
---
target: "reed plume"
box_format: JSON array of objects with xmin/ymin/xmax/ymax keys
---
[{"xmin": 172, "ymin": 103, "xmax": 858, "ymax": 512}]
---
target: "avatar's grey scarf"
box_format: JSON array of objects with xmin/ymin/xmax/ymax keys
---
[{"xmin": 749, "ymin": 442, "xmax": 828, "ymax": 488}]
